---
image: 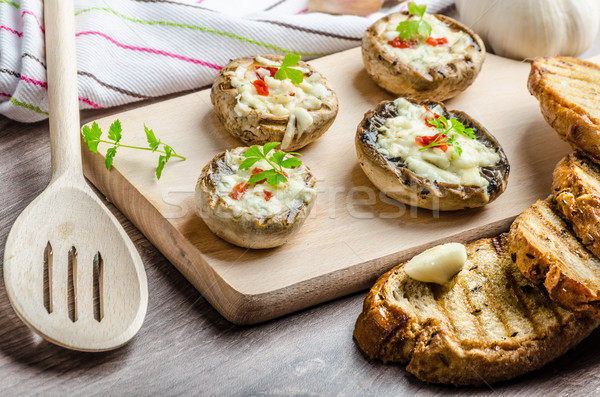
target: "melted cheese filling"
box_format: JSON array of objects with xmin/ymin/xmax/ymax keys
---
[
  {"xmin": 378, "ymin": 13, "xmax": 476, "ymax": 75},
  {"xmin": 216, "ymin": 148, "xmax": 317, "ymax": 218},
  {"xmin": 377, "ymin": 98, "xmax": 499, "ymax": 188},
  {"xmin": 225, "ymin": 56, "xmax": 331, "ymax": 149}
]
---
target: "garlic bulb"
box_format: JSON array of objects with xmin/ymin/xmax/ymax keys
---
[
  {"xmin": 308, "ymin": 0, "xmax": 384, "ymax": 16},
  {"xmin": 456, "ymin": 0, "xmax": 600, "ymax": 60}
]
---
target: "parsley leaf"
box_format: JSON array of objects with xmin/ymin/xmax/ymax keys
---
[
  {"xmin": 408, "ymin": 1, "xmax": 426, "ymax": 17},
  {"xmin": 248, "ymin": 168, "xmax": 277, "ymax": 184},
  {"xmin": 280, "ymin": 157, "xmax": 302, "ymax": 168},
  {"xmin": 156, "ymin": 155, "xmax": 166, "ymax": 180},
  {"xmin": 145, "ymin": 125, "xmax": 161, "ymax": 151},
  {"xmin": 105, "ymin": 147, "xmax": 117, "ymax": 170},
  {"xmin": 267, "ymin": 172, "xmax": 287, "ymax": 186},
  {"xmin": 396, "ymin": 2, "xmax": 432, "ymax": 42},
  {"xmin": 281, "ymin": 53, "xmax": 301, "ymax": 68},
  {"xmin": 82, "ymin": 122, "xmax": 102, "ymax": 153},
  {"xmin": 262, "ymin": 141, "xmax": 280, "ymax": 156},
  {"xmin": 81, "ymin": 119, "xmax": 186, "ymax": 180},
  {"xmin": 241, "ymin": 142, "xmax": 303, "ymax": 186},
  {"xmin": 239, "ymin": 157, "xmax": 261, "ymax": 170},
  {"xmin": 107, "ymin": 119, "xmax": 122, "ymax": 143},
  {"xmin": 273, "ymin": 53, "xmax": 304, "ymax": 84}
]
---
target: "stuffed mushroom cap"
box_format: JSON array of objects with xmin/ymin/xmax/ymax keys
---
[
  {"xmin": 362, "ymin": 12, "xmax": 485, "ymax": 102},
  {"xmin": 356, "ymin": 98, "xmax": 509, "ymax": 211},
  {"xmin": 211, "ymin": 55, "xmax": 338, "ymax": 151},
  {"xmin": 195, "ymin": 146, "xmax": 317, "ymax": 249}
]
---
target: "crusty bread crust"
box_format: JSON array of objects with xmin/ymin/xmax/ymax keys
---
[
  {"xmin": 553, "ymin": 152, "xmax": 600, "ymax": 258},
  {"xmin": 354, "ymin": 235, "xmax": 600, "ymax": 386},
  {"xmin": 508, "ymin": 199, "xmax": 600, "ymax": 315},
  {"xmin": 528, "ymin": 56, "xmax": 600, "ymax": 160}
]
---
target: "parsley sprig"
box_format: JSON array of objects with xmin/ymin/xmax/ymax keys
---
[
  {"xmin": 239, "ymin": 142, "xmax": 302, "ymax": 186},
  {"xmin": 273, "ymin": 54, "xmax": 304, "ymax": 84},
  {"xmin": 420, "ymin": 115, "xmax": 476, "ymax": 159},
  {"xmin": 428, "ymin": 115, "xmax": 476, "ymax": 140},
  {"xmin": 397, "ymin": 2, "xmax": 432, "ymax": 42},
  {"xmin": 82, "ymin": 120, "xmax": 186, "ymax": 180}
]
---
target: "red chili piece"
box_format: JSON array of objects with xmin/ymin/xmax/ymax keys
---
[
  {"xmin": 254, "ymin": 66, "xmax": 279, "ymax": 78},
  {"xmin": 252, "ymin": 79, "xmax": 269, "ymax": 96},
  {"xmin": 252, "ymin": 167, "xmax": 266, "ymax": 184},
  {"xmin": 426, "ymin": 37, "xmax": 448, "ymax": 46},
  {"xmin": 415, "ymin": 134, "xmax": 448, "ymax": 152},
  {"xmin": 388, "ymin": 37, "xmax": 416, "ymax": 48},
  {"xmin": 229, "ymin": 182, "xmax": 248, "ymax": 200},
  {"xmin": 263, "ymin": 190, "xmax": 273, "ymax": 201}
]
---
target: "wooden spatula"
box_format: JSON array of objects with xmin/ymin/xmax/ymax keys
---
[{"xmin": 2, "ymin": 0, "xmax": 148, "ymax": 351}]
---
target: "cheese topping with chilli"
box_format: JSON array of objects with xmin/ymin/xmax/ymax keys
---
[
  {"xmin": 377, "ymin": 98, "xmax": 499, "ymax": 189},
  {"xmin": 216, "ymin": 148, "xmax": 316, "ymax": 218},
  {"xmin": 225, "ymin": 56, "xmax": 332, "ymax": 149},
  {"xmin": 377, "ymin": 13, "xmax": 477, "ymax": 75}
]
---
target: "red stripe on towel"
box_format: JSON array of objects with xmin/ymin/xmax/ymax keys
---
[
  {"xmin": 76, "ymin": 31, "xmax": 222, "ymax": 70},
  {"xmin": 19, "ymin": 75, "xmax": 102, "ymax": 108},
  {"xmin": 78, "ymin": 96, "xmax": 103, "ymax": 109},
  {"xmin": 0, "ymin": 25, "xmax": 23, "ymax": 37},
  {"xmin": 21, "ymin": 11, "xmax": 45, "ymax": 33}
]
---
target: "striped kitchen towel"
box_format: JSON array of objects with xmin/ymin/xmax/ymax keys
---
[{"xmin": 0, "ymin": 0, "xmax": 454, "ymax": 123}]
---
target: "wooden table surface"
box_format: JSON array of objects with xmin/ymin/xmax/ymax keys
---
[{"xmin": 2, "ymin": 24, "xmax": 600, "ymax": 397}]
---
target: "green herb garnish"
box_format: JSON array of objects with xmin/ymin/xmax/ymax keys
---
[
  {"xmin": 420, "ymin": 114, "xmax": 475, "ymax": 159},
  {"xmin": 396, "ymin": 2, "xmax": 432, "ymax": 42},
  {"xmin": 273, "ymin": 53, "xmax": 304, "ymax": 84},
  {"xmin": 82, "ymin": 120, "xmax": 186, "ymax": 180},
  {"xmin": 428, "ymin": 115, "xmax": 476, "ymax": 140},
  {"xmin": 418, "ymin": 133, "xmax": 461, "ymax": 157},
  {"xmin": 238, "ymin": 142, "xmax": 302, "ymax": 186}
]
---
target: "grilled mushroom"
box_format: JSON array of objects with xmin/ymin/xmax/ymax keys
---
[
  {"xmin": 211, "ymin": 55, "xmax": 338, "ymax": 151},
  {"xmin": 356, "ymin": 98, "xmax": 509, "ymax": 211},
  {"xmin": 362, "ymin": 12, "xmax": 485, "ymax": 102},
  {"xmin": 195, "ymin": 146, "xmax": 317, "ymax": 249}
]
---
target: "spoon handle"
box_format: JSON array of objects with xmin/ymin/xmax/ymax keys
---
[{"xmin": 45, "ymin": 0, "xmax": 84, "ymax": 182}]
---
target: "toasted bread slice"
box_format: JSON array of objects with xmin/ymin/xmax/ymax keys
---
[
  {"xmin": 528, "ymin": 56, "xmax": 600, "ymax": 159},
  {"xmin": 354, "ymin": 235, "xmax": 599, "ymax": 386},
  {"xmin": 508, "ymin": 199, "xmax": 600, "ymax": 315},
  {"xmin": 553, "ymin": 152, "xmax": 600, "ymax": 258}
]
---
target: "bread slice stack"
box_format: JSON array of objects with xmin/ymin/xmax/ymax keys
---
[
  {"xmin": 508, "ymin": 198, "xmax": 600, "ymax": 315},
  {"xmin": 354, "ymin": 235, "xmax": 600, "ymax": 386},
  {"xmin": 528, "ymin": 56, "xmax": 600, "ymax": 160},
  {"xmin": 354, "ymin": 56, "xmax": 600, "ymax": 386}
]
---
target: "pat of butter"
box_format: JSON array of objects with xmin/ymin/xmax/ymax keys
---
[{"xmin": 404, "ymin": 243, "xmax": 467, "ymax": 284}]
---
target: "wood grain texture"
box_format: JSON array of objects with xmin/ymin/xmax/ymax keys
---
[
  {"xmin": 0, "ymin": 26, "xmax": 599, "ymax": 397},
  {"xmin": 82, "ymin": 49, "xmax": 589, "ymax": 325}
]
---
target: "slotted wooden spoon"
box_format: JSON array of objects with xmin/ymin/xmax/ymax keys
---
[{"xmin": 2, "ymin": 0, "xmax": 148, "ymax": 351}]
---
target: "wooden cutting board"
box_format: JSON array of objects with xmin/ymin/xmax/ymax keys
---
[{"xmin": 82, "ymin": 48, "xmax": 594, "ymax": 325}]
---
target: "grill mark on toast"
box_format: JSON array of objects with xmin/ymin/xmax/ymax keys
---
[
  {"xmin": 456, "ymin": 275, "xmax": 489, "ymax": 343},
  {"xmin": 472, "ymin": 239, "xmax": 516, "ymax": 341},
  {"xmin": 531, "ymin": 202, "xmax": 600, "ymax": 286},
  {"xmin": 521, "ymin": 204, "xmax": 592, "ymax": 278},
  {"xmin": 429, "ymin": 283, "xmax": 461, "ymax": 341},
  {"xmin": 503, "ymin": 267, "xmax": 540, "ymax": 337}
]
